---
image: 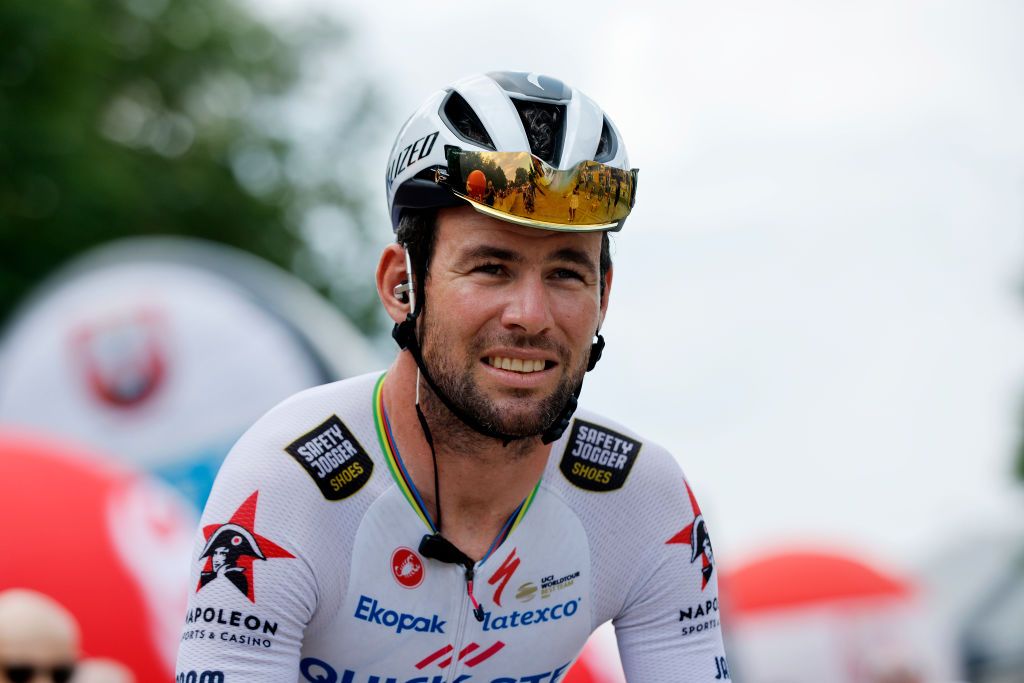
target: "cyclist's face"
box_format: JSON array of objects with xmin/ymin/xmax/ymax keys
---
[{"xmin": 419, "ymin": 207, "xmax": 609, "ymax": 437}]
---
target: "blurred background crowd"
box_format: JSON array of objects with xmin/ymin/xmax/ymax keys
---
[{"xmin": 1, "ymin": 0, "xmax": 1022, "ymax": 681}]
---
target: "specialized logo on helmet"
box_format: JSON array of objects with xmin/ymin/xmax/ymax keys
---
[
  {"xmin": 559, "ymin": 419, "xmax": 641, "ymax": 492},
  {"xmin": 391, "ymin": 547, "xmax": 424, "ymax": 589},
  {"xmin": 666, "ymin": 479, "xmax": 715, "ymax": 590},
  {"xmin": 385, "ymin": 130, "xmax": 439, "ymax": 191},
  {"xmin": 196, "ymin": 491, "xmax": 294, "ymax": 602}
]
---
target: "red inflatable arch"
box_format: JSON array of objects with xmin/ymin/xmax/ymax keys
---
[{"xmin": 0, "ymin": 429, "xmax": 195, "ymax": 681}]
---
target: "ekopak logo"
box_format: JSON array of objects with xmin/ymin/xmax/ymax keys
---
[
  {"xmin": 353, "ymin": 595, "xmax": 446, "ymax": 635},
  {"xmin": 391, "ymin": 547, "xmax": 424, "ymax": 589}
]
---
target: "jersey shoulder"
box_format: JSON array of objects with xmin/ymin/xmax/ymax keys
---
[
  {"xmin": 546, "ymin": 407, "xmax": 685, "ymax": 500},
  {"xmin": 541, "ymin": 408, "xmax": 718, "ymax": 627},
  {"xmin": 208, "ymin": 370, "xmax": 389, "ymax": 511}
]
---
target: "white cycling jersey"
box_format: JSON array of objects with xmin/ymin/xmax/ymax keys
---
[{"xmin": 175, "ymin": 372, "xmax": 729, "ymax": 683}]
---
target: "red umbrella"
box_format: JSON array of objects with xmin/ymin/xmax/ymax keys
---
[{"xmin": 722, "ymin": 549, "xmax": 912, "ymax": 615}]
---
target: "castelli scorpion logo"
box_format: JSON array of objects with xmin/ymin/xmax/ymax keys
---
[{"xmin": 391, "ymin": 547, "xmax": 425, "ymax": 589}]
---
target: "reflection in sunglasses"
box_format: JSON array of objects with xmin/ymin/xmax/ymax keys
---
[{"xmin": 443, "ymin": 147, "xmax": 638, "ymax": 232}]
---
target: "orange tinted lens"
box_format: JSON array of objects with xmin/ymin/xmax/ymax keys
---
[{"xmin": 446, "ymin": 149, "xmax": 636, "ymax": 231}]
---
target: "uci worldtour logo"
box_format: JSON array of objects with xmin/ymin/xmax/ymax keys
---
[
  {"xmin": 666, "ymin": 479, "xmax": 715, "ymax": 590},
  {"xmin": 514, "ymin": 569, "xmax": 580, "ymax": 604}
]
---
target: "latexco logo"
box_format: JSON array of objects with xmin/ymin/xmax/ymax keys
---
[
  {"xmin": 353, "ymin": 595, "xmax": 445, "ymax": 634},
  {"xmin": 481, "ymin": 598, "xmax": 580, "ymax": 632}
]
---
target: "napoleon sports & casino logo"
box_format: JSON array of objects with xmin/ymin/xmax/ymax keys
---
[
  {"xmin": 195, "ymin": 490, "xmax": 294, "ymax": 601},
  {"xmin": 666, "ymin": 479, "xmax": 715, "ymax": 590}
]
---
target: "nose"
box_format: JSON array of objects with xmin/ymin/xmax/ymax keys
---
[{"xmin": 500, "ymin": 275, "xmax": 554, "ymax": 335}]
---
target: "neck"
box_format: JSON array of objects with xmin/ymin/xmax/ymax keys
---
[{"xmin": 381, "ymin": 353, "xmax": 551, "ymax": 559}]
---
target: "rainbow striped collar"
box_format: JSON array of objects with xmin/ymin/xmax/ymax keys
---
[{"xmin": 371, "ymin": 373, "xmax": 540, "ymax": 565}]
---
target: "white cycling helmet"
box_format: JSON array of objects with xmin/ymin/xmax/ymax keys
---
[{"xmin": 385, "ymin": 71, "xmax": 637, "ymax": 233}]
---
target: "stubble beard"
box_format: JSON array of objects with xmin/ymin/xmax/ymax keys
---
[{"xmin": 417, "ymin": 311, "xmax": 587, "ymax": 457}]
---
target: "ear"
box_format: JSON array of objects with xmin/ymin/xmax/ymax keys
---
[
  {"xmin": 377, "ymin": 243, "xmax": 412, "ymax": 324},
  {"xmin": 598, "ymin": 264, "xmax": 613, "ymax": 330}
]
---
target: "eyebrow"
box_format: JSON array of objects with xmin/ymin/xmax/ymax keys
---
[
  {"xmin": 457, "ymin": 245, "xmax": 598, "ymax": 272},
  {"xmin": 460, "ymin": 245, "xmax": 522, "ymax": 264},
  {"xmin": 550, "ymin": 247, "xmax": 598, "ymax": 272}
]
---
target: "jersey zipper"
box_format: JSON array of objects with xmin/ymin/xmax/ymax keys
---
[{"xmin": 444, "ymin": 563, "xmax": 472, "ymax": 683}]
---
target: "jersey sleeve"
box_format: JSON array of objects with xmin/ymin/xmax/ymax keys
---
[
  {"xmin": 612, "ymin": 465, "xmax": 730, "ymax": 681},
  {"xmin": 175, "ymin": 402, "xmax": 324, "ymax": 682}
]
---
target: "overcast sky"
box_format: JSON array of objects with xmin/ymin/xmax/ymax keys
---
[{"xmin": 252, "ymin": 0, "xmax": 1024, "ymax": 574}]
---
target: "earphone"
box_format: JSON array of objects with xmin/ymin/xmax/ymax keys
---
[{"xmin": 392, "ymin": 247, "xmax": 416, "ymax": 309}]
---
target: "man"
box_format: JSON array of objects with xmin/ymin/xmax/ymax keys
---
[{"xmin": 176, "ymin": 71, "xmax": 728, "ymax": 682}]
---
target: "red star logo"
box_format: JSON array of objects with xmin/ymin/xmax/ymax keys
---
[
  {"xmin": 197, "ymin": 491, "xmax": 294, "ymax": 603},
  {"xmin": 666, "ymin": 479, "xmax": 715, "ymax": 590}
]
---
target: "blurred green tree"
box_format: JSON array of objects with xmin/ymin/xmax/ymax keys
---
[{"xmin": 0, "ymin": 0, "xmax": 384, "ymax": 330}]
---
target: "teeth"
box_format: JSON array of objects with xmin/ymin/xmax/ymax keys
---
[{"xmin": 488, "ymin": 357, "xmax": 546, "ymax": 373}]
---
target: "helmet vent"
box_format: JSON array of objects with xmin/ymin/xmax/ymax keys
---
[
  {"xmin": 512, "ymin": 99, "xmax": 565, "ymax": 166},
  {"xmin": 594, "ymin": 116, "xmax": 617, "ymax": 163},
  {"xmin": 441, "ymin": 91, "xmax": 495, "ymax": 150}
]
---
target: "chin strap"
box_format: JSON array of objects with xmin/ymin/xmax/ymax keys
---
[{"xmin": 392, "ymin": 314, "xmax": 604, "ymax": 445}]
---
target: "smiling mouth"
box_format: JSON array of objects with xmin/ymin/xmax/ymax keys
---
[{"xmin": 485, "ymin": 356, "xmax": 550, "ymax": 373}]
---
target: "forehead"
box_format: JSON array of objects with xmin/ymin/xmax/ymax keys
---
[
  {"xmin": 434, "ymin": 207, "xmax": 603, "ymax": 261},
  {"xmin": 0, "ymin": 609, "xmax": 78, "ymax": 662}
]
